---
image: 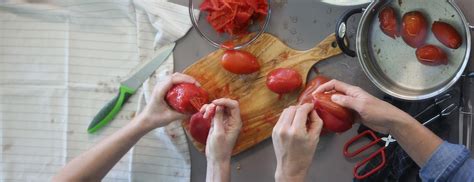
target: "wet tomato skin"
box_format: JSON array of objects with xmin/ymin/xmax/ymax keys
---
[
  {"xmin": 189, "ymin": 111, "xmax": 212, "ymax": 144},
  {"xmin": 401, "ymin": 11, "xmax": 428, "ymax": 48},
  {"xmin": 312, "ymin": 91, "xmax": 354, "ymax": 133},
  {"xmin": 221, "ymin": 50, "xmax": 260, "ymax": 74},
  {"xmin": 432, "ymin": 21, "xmax": 462, "ymax": 49},
  {"xmin": 266, "ymin": 68, "xmax": 303, "ymax": 94},
  {"xmin": 415, "ymin": 45, "xmax": 448, "ymax": 66},
  {"xmin": 378, "ymin": 6, "xmax": 399, "ymax": 39},
  {"xmin": 166, "ymin": 83, "xmax": 209, "ymax": 114},
  {"xmin": 297, "ymin": 75, "xmax": 330, "ymax": 105}
]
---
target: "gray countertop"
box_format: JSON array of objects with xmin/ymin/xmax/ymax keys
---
[{"xmin": 172, "ymin": 0, "xmax": 474, "ymax": 181}]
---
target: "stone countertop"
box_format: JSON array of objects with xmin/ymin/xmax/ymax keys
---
[{"xmin": 171, "ymin": 0, "xmax": 474, "ymax": 181}]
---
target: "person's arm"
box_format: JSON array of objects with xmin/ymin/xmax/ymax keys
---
[
  {"xmin": 53, "ymin": 73, "xmax": 200, "ymax": 182},
  {"xmin": 315, "ymin": 79, "xmax": 442, "ymax": 166},
  {"xmin": 420, "ymin": 141, "xmax": 474, "ymax": 181},
  {"xmin": 272, "ymin": 103, "xmax": 324, "ymax": 182},
  {"xmin": 200, "ymin": 98, "xmax": 242, "ymax": 182}
]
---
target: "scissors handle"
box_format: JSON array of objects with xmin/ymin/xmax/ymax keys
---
[
  {"xmin": 353, "ymin": 147, "xmax": 387, "ymax": 179},
  {"xmin": 343, "ymin": 130, "xmax": 381, "ymax": 157}
]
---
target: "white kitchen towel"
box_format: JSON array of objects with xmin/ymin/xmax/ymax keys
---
[{"xmin": 0, "ymin": 0, "xmax": 197, "ymax": 181}]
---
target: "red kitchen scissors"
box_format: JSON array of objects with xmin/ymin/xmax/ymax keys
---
[{"xmin": 343, "ymin": 130, "xmax": 396, "ymax": 180}]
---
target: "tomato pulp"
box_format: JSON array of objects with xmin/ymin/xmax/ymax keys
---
[
  {"xmin": 200, "ymin": 0, "xmax": 269, "ymax": 35},
  {"xmin": 165, "ymin": 83, "xmax": 209, "ymax": 114}
]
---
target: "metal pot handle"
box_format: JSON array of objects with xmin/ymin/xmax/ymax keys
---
[{"xmin": 335, "ymin": 8, "xmax": 364, "ymax": 57}]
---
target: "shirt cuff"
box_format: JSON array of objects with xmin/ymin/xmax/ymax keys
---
[{"xmin": 420, "ymin": 141, "xmax": 470, "ymax": 181}]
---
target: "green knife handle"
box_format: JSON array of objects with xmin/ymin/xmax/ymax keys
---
[{"xmin": 87, "ymin": 85, "xmax": 136, "ymax": 133}]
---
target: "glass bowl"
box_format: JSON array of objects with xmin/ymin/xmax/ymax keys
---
[{"xmin": 188, "ymin": 0, "xmax": 272, "ymax": 50}]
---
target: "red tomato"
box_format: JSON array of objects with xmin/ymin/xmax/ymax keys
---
[
  {"xmin": 415, "ymin": 45, "xmax": 448, "ymax": 66},
  {"xmin": 401, "ymin": 11, "xmax": 428, "ymax": 48},
  {"xmin": 200, "ymin": 0, "xmax": 268, "ymax": 35},
  {"xmin": 266, "ymin": 68, "xmax": 302, "ymax": 94},
  {"xmin": 166, "ymin": 83, "xmax": 209, "ymax": 114},
  {"xmin": 297, "ymin": 75, "xmax": 330, "ymax": 105},
  {"xmin": 432, "ymin": 21, "xmax": 462, "ymax": 49},
  {"xmin": 221, "ymin": 50, "xmax": 260, "ymax": 74},
  {"xmin": 189, "ymin": 111, "xmax": 212, "ymax": 144},
  {"xmin": 312, "ymin": 91, "xmax": 354, "ymax": 133},
  {"xmin": 378, "ymin": 6, "xmax": 399, "ymax": 39}
]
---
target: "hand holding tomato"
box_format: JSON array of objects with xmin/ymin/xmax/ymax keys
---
[
  {"xmin": 272, "ymin": 104, "xmax": 323, "ymax": 182},
  {"xmin": 166, "ymin": 83, "xmax": 209, "ymax": 114},
  {"xmin": 141, "ymin": 73, "xmax": 202, "ymax": 129},
  {"xmin": 315, "ymin": 79, "xmax": 413, "ymax": 134},
  {"xmin": 298, "ymin": 75, "xmax": 330, "ymax": 105},
  {"xmin": 204, "ymin": 98, "xmax": 242, "ymax": 163},
  {"xmin": 312, "ymin": 91, "xmax": 354, "ymax": 133}
]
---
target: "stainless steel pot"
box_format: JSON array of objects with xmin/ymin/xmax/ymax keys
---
[{"xmin": 335, "ymin": 0, "xmax": 473, "ymax": 100}]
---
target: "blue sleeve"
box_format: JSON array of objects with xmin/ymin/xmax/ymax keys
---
[{"xmin": 420, "ymin": 141, "xmax": 474, "ymax": 181}]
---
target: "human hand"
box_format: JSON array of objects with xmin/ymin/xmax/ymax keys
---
[
  {"xmin": 202, "ymin": 98, "xmax": 242, "ymax": 182},
  {"xmin": 140, "ymin": 73, "xmax": 201, "ymax": 130},
  {"xmin": 272, "ymin": 104, "xmax": 323, "ymax": 182},
  {"xmin": 203, "ymin": 98, "xmax": 243, "ymax": 163},
  {"xmin": 315, "ymin": 79, "xmax": 413, "ymax": 134}
]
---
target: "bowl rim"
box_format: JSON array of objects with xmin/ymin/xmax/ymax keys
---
[{"xmin": 188, "ymin": 0, "xmax": 272, "ymax": 50}]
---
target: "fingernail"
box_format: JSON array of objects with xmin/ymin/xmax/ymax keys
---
[{"xmin": 331, "ymin": 95, "xmax": 341, "ymax": 102}]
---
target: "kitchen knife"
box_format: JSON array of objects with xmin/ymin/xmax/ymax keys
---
[{"xmin": 87, "ymin": 43, "xmax": 176, "ymax": 133}]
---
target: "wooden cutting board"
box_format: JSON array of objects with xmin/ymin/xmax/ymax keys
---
[{"xmin": 182, "ymin": 33, "xmax": 342, "ymax": 155}]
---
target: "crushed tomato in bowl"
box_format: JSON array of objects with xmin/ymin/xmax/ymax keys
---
[{"xmin": 200, "ymin": 0, "xmax": 269, "ymax": 36}]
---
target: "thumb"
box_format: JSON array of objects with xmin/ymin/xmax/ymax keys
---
[{"xmin": 331, "ymin": 94, "xmax": 359, "ymax": 111}]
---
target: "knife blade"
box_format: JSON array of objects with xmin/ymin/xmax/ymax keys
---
[{"xmin": 87, "ymin": 43, "xmax": 176, "ymax": 133}]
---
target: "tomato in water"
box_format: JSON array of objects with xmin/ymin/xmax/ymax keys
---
[
  {"xmin": 165, "ymin": 83, "xmax": 209, "ymax": 114},
  {"xmin": 297, "ymin": 75, "xmax": 330, "ymax": 105},
  {"xmin": 312, "ymin": 91, "xmax": 354, "ymax": 133},
  {"xmin": 415, "ymin": 45, "xmax": 448, "ymax": 66},
  {"xmin": 378, "ymin": 6, "xmax": 399, "ymax": 39},
  {"xmin": 266, "ymin": 68, "xmax": 303, "ymax": 96},
  {"xmin": 401, "ymin": 11, "xmax": 428, "ymax": 48},
  {"xmin": 432, "ymin": 21, "xmax": 462, "ymax": 49},
  {"xmin": 221, "ymin": 50, "xmax": 260, "ymax": 74}
]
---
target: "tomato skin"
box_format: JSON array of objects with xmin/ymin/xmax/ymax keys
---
[
  {"xmin": 166, "ymin": 83, "xmax": 209, "ymax": 114},
  {"xmin": 378, "ymin": 6, "xmax": 399, "ymax": 39},
  {"xmin": 221, "ymin": 50, "xmax": 260, "ymax": 74},
  {"xmin": 312, "ymin": 92, "xmax": 354, "ymax": 133},
  {"xmin": 401, "ymin": 11, "xmax": 428, "ymax": 48},
  {"xmin": 432, "ymin": 21, "xmax": 462, "ymax": 49},
  {"xmin": 415, "ymin": 45, "xmax": 448, "ymax": 66},
  {"xmin": 266, "ymin": 68, "xmax": 302, "ymax": 94},
  {"xmin": 189, "ymin": 111, "xmax": 212, "ymax": 144},
  {"xmin": 297, "ymin": 75, "xmax": 330, "ymax": 105}
]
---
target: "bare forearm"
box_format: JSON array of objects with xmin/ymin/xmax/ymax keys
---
[
  {"xmin": 54, "ymin": 115, "xmax": 152, "ymax": 182},
  {"xmin": 389, "ymin": 114, "xmax": 443, "ymax": 167},
  {"xmin": 206, "ymin": 159, "xmax": 230, "ymax": 182}
]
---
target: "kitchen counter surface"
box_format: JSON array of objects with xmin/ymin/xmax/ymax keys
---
[{"xmin": 172, "ymin": 0, "xmax": 474, "ymax": 181}]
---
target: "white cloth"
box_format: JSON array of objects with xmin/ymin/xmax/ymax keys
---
[{"xmin": 0, "ymin": 0, "xmax": 198, "ymax": 181}]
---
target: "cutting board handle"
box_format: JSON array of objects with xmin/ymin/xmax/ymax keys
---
[{"xmin": 301, "ymin": 33, "xmax": 342, "ymax": 63}]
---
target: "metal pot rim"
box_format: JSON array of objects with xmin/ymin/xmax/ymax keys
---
[{"xmin": 355, "ymin": 0, "xmax": 472, "ymax": 101}]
